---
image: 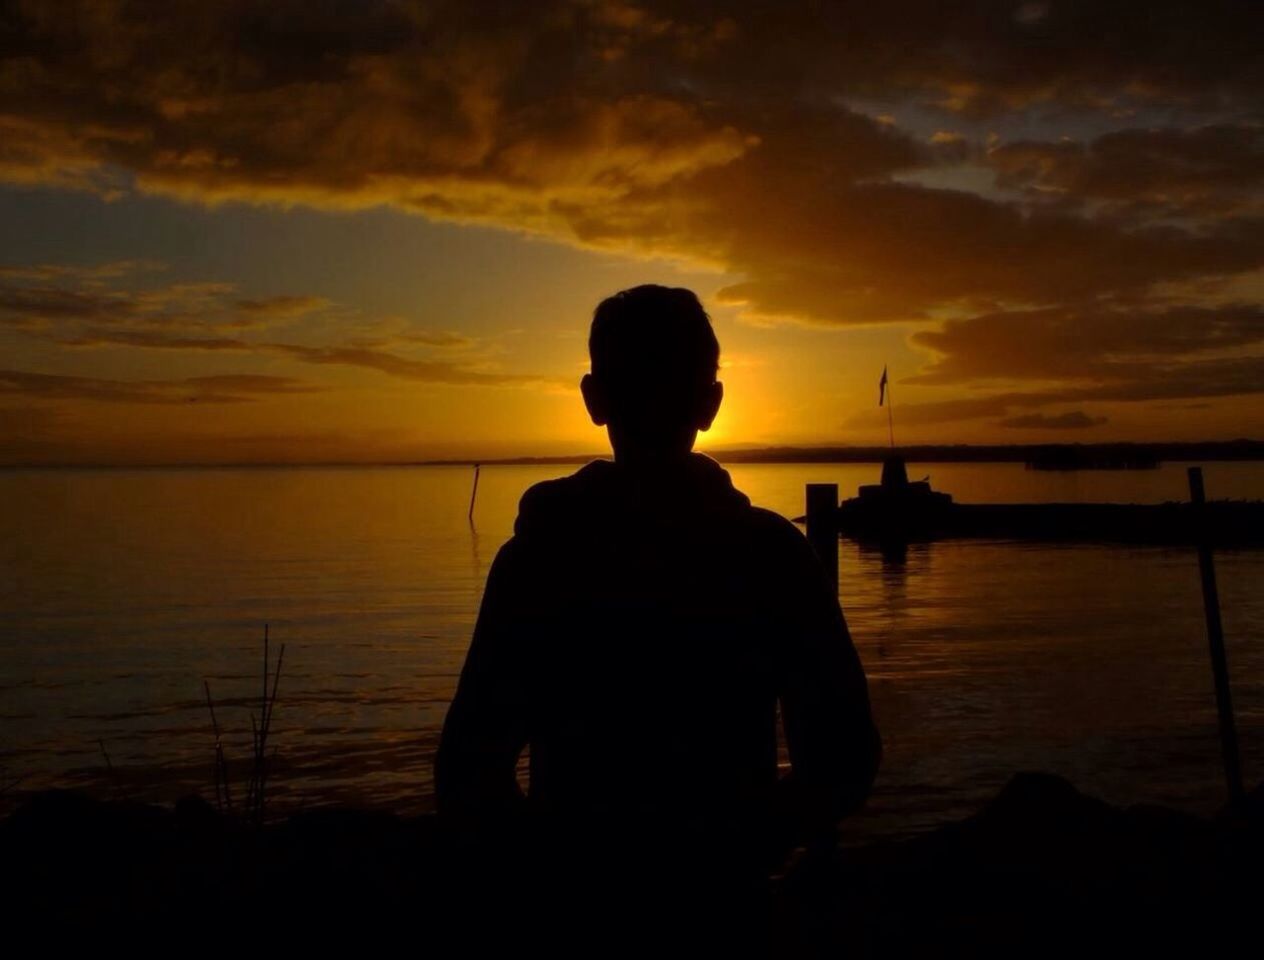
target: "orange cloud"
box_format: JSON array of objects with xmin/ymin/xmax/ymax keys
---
[
  {"xmin": 0, "ymin": 369, "xmax": 314, "ymax": 404},
  {"xmin": 851, "ymin": 355, "xmax": 1264, "ymax": 429},
  {"xmin": 4, "ymin": 0, "xmax": 1264, "ymax": 440},
  {"xmin": 234, "ymin": 295, "xmax": 332, "ymax": 321},
  {"xmin": 4, "ymin": 1, "xmax": 1259, "ymax": 329},
  {"xmin": 998, "ymin": 411, "xmax": 1107, "ymax": 430},
  {"xmin": 888, "ymin": 300, "xmax": 1264, "ymax": 426},
  {"xmin": 0, "ymin": 263, "xmax": 563, "ymax": 389}
]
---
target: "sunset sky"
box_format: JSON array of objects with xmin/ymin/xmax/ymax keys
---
[{"xmin": 2, "ymin": 1, "xmax": 1262, "ymax": 464}]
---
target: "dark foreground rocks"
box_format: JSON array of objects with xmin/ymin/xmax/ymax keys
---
[{"xmin": 2, "ymin": 772, "xmax": 1262, "ymax": 955}]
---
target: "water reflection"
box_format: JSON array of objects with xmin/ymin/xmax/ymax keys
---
[
  {"xmin": 469, "ymin": 525, "xmax": 484, "ymax": 585},
  {"xmin": 854, "ymin": 539, "xmax": 932, "ymax": 664},
  {"xmin": 1, "ymin": 462, "xmax": 1261, "ymax": 839}
]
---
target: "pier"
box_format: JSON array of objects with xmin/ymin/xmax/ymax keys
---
[
  {"xmin": 838, "ymin": 498, "xmax": 1264, "ymax": 547},
  {"xmin": 801, "ymin": 456, "xmax": 1264, "ymax": 548}
]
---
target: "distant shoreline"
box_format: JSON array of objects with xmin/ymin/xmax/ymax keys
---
[
  {"xmin": 3, "ymin": 439, "xmax": 1264, "ymax": 470},
  {"xmin": 425, "ymin": 440, "xmax": 1264, "ymax": 467}
]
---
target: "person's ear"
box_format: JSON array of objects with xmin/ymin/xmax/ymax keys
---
[
  {"xmin": 581, "ymin": 373, "xmax": 608, "ymax": 426},
  {"xmin": 696, "ymin": 380, "xmax": 723, "ymax": 432}
]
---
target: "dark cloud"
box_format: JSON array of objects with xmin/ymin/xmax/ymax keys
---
[
  {"xmin": 49, "ymin": 328, "xmax": 558, "ymax": 387},
  {"xmin": 0, "ymin": 265, "xmax": 294, "ymax": 332},
  {"xmin": 562, "ymin": 1, "xmax": 1264, "ymax": 116},
  {"xmin": 348, "ymin": 331, "xmax": 476, "ymax": 349},
  {"xmin": 895, "ymin": 301, "xmax": 1264, "ymax": 425},
  {"xmin": 4, "ymin": 1, "xmax": 1263, "ymax": 432},
  {"xmin": 681, "ymin": 178, "xmax": 1261, "ymax": 323},
  {"xmin": 909, "ymin": 302, "xmax": 1264, "ymax": 383},
  {"xmin": 399, "ymin": 331, "xmax": 473, "ymax": 347},
  {"xmin": 233, "ymin": 295, "xmax": 331, "ymax": 320},
  {"xmin": 871, "ymin": 394, "xmax": 1017, "ymax": 426},
  {"xmin": 998, "ymin": 411, "xmax": 1108, "ymax": 430},
  {"xmin": 989, "ymin": 124, "xmax": 1264, "ymax": 217},
  {"xmin": 0, "ymin": 260, "xmax": 164, "ymax": 281},
  {"xmin": 1, "ymin": 265, "xmax": 548, "ymax": 386},
  {"xmin": 54, "ymin": 329, "xmax": 250, "ymax": 350},
  {"xmin": 0, "ymin": 284, "xmax": 122, "ymax": 328},
  {"xmin": 266, "ymin": 343, "xmax": 565, "ymax": 387},
  {"xmin": 864, "ymin": 354, "xmax": 1264, "ymax": 426},
  {"xmin": 0, "ymin": 369, "xmax": 314, "ymax": 404},
  {"xmin": 1, "ymin": 1, "xmax": 1261, "ymax": 330}
]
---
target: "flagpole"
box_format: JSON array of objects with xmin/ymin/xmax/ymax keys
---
[{"xmin": 886, "ymin": 377, "xmax": 895, "ymax": 449}]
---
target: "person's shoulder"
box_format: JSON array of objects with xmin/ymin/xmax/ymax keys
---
[
  {"xmin": 516, "ymin": 473, "xmax": 571, "ymax": 514},
  {"xmin": 732, "ymin": 504, "xmax": 836, "ymax": 607},
  {"xmin": 743, "ymin": 504, "xmax": 808, "ymax": 539},
  {"xmin": 514, "ymin": 460, "xmax": 612, "ymax": 538},
  {"xmin": 517, "ymin": 459, "xmax": 608, "ymax": 510},
  {"xmin": 739, "ymin": 504, "xmax": 817, "ymax": 558}
]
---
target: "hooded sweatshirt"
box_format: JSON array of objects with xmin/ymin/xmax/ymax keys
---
[{"xmin": 435, "ymin": 453, "xmax": 879, "ymax": 846}]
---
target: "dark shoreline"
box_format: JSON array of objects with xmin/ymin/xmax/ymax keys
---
[
  {"xmin": 425, "ymin": 439, "xmax": 1264, "ymax": 467},
  {"xmin": 4, "ymin": 439, "xmax": 1264, "ymax": 470},
  {"xmin": 4, "ymin": 771, "xmax": 1261, "ymax": 953}
]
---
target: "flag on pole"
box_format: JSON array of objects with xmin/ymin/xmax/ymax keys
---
[{"xmin": 879, "ymin": 366, "xmax": 888, "ymax": 407}]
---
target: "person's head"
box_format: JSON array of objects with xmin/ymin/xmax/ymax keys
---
[{"xmin": 581, "ymin": 285, "xmax": 723, "ymax": 463}]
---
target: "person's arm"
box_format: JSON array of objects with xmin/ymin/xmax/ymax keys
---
[
  {"xmin": 774, "ymin": 537, "xmax": 881, "ymax": 845},
  {"xmin": 434, "ymin": 538, "xmax": 530, "ymax": 821}
]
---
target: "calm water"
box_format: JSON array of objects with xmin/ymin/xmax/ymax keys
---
[{"xmin": 2, "ymin": 461, "xmax": 1263, "ymax": 839}]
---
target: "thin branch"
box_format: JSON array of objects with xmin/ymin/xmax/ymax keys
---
[
  {"xmin": 203, "ymin": 680, "xmax": 234, "ymax": 814},
  {"xmin": 247, "ymin": 711, "xmax": 259, "ymax": 815},
  {"xmin": 255, "ymin": 642, "xmax": 285, "ymax": 824},
  {"xmin": 97, "ymin": 739, "xmax": 114, "ymax": 774}
]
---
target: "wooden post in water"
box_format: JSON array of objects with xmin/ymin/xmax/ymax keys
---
[
  {"xmin": 468, "ymin": 463, "xmax": 481, "ymax": 524},
  {"xmin": 806, "ymin": 483, "xmax": 840, "ymax": 587},
  {"xmin": 1188, "ymin": 466, "xmax": 1244, "ymax": 807}
]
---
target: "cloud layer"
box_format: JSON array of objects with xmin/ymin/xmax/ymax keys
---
[
  {"xmin": 0, "ymin": 262, "xmax": 560, "ymax": 400},
  {"xmin": 2, "ymin": 0, "xmax": 1263, "ymax": 433},
  {"xmin": 0, "ymin": 368, "xmax": 312, "ymax": 404}
]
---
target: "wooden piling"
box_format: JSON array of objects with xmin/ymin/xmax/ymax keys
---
[
  {"xmin": 1188, "ymin": 466, "xmax": 1244, "ymax": 807},
  {"xmin": 468, "ymin": 463, "xmax": 481, "ymax": 524},
  {"xmin": 806, "ymin": 483, "xmax": 840, "ymax": 587}
]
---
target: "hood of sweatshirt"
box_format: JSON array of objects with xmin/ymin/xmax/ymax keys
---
[{"xmin": 513, "ymin": 452, "xmax": 751, "ymax": 542}]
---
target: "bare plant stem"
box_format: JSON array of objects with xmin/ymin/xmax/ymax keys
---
[
  {"xmin": 97, "ymin": 739, "xmax": 115, "ymax": 800},
  {"xmin": 203, "ymin": 681, "xmax": 234, "ymax": 814},
  {"xmin": 255, "ymin": 639, "xmax": 285, "ymax": 824},
  {"xmin": 202, "ymin": 623, "xmax": 284, "ymax": 825}
]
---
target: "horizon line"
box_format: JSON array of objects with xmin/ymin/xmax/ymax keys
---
[{"xmin": 3, "ymin": 438, "xmax": 1264, "ymax": 470}]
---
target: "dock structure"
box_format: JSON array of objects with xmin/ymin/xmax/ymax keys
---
[
  {"xmin": 804, "ymin": 455, "xmax": 1264, "ymax": 548},
  {"xmin": 837, "ymin": 499, "xmax": 1264, "ymax": 547},
  {"xmin": 805, "ymin": 483, "xmax": 840, "ymax": 583}
]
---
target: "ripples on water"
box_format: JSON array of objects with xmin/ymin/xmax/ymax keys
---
[{"xmin": 1, "ymin": 461, "xmax": 1261, "ymax": 839}]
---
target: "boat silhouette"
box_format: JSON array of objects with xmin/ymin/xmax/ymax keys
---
[{"xmin": 837, "ymin": 454, "xmax": 953, "ymax": 543}]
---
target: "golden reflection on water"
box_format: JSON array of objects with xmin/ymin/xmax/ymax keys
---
[{"xmin": 1, "ymin": 461, "xmax": 1262, "ymax": 836}]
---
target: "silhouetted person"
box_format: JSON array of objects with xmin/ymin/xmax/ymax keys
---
[{"xmin": 435, "ymin": 285, "xmax": 880, "ymax": 952}]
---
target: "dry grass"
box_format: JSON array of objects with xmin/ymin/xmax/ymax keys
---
[{"xmin": 203, "ymin": 624, "xmax": 286, "ymax": 825}]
